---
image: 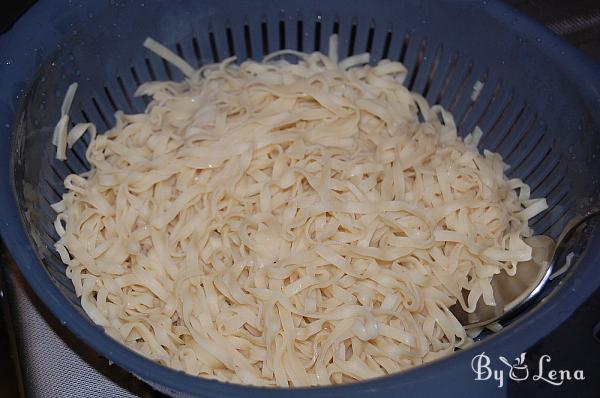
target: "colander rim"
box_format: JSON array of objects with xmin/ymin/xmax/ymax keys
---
[{"xmin": 1, "ymin": 0, "xmax": 600, "ymax": 396}]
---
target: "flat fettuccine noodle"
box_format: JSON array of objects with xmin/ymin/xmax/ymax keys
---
[{"xmin": 52, "ymin": 36, "xmax": 548, "ymax": 386}]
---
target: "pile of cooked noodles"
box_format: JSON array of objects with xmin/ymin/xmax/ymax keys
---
[{"xmin": 51, "ymin": 36, "xmax": 547, "ymax": 386}]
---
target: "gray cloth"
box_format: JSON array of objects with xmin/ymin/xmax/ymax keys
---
[{"xmin": 6, "ymin": 264, "xmax": 143, "ymax": 398}]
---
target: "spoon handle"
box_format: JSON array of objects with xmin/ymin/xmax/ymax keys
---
[{"xmin": 551, "ymin": 207, "xmax": 600, "ymax": 265}]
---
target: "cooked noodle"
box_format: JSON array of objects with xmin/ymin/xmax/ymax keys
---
[{"xmin": 52, "ymin": 36, "xmax": 547, "ymax": 386}]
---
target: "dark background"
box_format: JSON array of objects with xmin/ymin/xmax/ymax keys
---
[
  {"xmin": 1, "ymin": 0, "xmax": 599, "ymax": 60},
  {"xmin": 508, "ymin": 0, "xmax": 600, "ymax": 61},
  {"xmin": 0, "ymin": 1, "xmax": 599, "ymax": 397}
]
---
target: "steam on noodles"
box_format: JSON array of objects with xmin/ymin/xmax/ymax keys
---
[{"xmin": 52, "ymin": 35, "xmax": 548, "ymax": 386}]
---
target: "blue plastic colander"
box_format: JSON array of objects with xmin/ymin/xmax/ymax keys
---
[{"xmin": 1, "ymin": 0, "xmax": 600, "ymax": 396}]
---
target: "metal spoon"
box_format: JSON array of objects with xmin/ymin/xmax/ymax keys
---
[{"xmin": 450, "ymin": 208, "xmax": 600, "ymax": 329}]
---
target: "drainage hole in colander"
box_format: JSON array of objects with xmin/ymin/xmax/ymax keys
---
[
  {"xmin": 208, "ymin": 31, "xmax": 219, "ymax": 62},
  {"xmin": 279, "ymin": 19, "xmax": 286, "ymax": 50},
  {"xmin": 225, "ymin": 27, "xmax": 235, "ymax": 56},
  {"xmin": 347, "ymin": 22, "xmax": 357, "ymax": 56},
  {"xmin": 296, "ymin": 19, "xmax": 303, "ymax": 51},
  {"xmin": 381, "ymin": 31, "xmax": 392, "ymax": 59},
  {"xmin": 261, "ymin": 21, "xmax": 269, "ymax": 55}
]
